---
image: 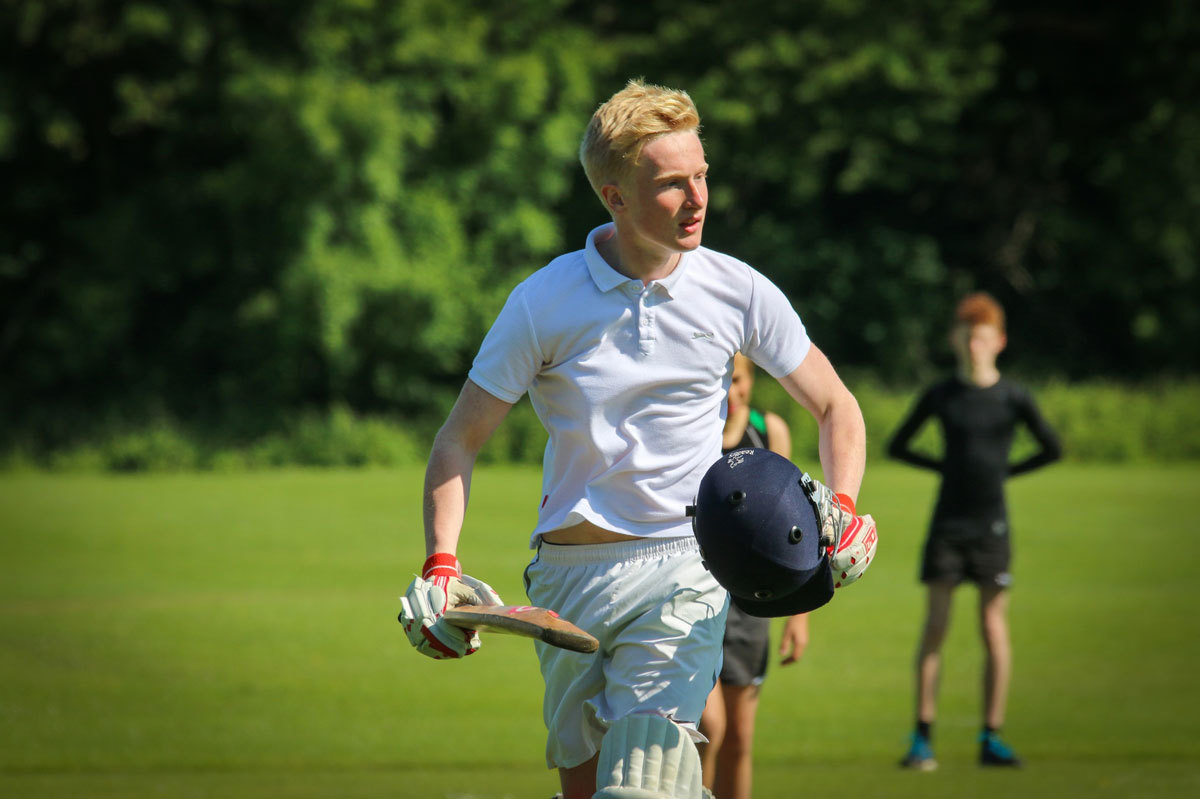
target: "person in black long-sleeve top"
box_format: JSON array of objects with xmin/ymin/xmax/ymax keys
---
[{"xmin": 890, "ymin": 292, "xmax": 1062, "ymax": 771}]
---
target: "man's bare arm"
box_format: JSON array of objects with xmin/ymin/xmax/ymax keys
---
[
  {"xmin": 775, "ymin": 344, "xmax": 866, "ymax": 502},
  {"xmin": 423, "ymin": 379, "xmax": 515, "ymax": 557}
]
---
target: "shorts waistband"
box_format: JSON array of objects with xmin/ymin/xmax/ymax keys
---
[{"xmin": 536, "ymin": 535, "xmax": 699, "ymax": 567}]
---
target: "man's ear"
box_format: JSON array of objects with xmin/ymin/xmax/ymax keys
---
[{"xmin": 600, "ymin": 183, "xmax": 625, "ymax": 215}]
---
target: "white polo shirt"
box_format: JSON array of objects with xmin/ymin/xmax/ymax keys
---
[{"xmin": 469, "ymin": 223, "xmax": 811, "ymax": 547}]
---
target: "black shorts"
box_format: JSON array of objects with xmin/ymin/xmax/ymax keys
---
[
  {"xmin": 719, "ymin": 603, "xmax": 771, "ymax": 686},
  {"xmin": 920, "ymin": 517, "xmax": 1012, "ymax": 588}
]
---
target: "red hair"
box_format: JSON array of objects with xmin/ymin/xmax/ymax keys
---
[{"xmin": 954, "ymin": 292, "xmax": 1005, "ymax": 332}]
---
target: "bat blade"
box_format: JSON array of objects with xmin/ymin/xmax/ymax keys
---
[{"xmin": 443, "ymin": 604, "xmax": 598, "ymax": 654}]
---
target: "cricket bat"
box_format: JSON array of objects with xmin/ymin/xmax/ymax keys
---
[{"xmin": 443, "ymin": 604, "xmax": 599, "ymax": 654}]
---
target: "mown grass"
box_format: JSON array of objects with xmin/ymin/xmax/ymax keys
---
[{"xmin": 1, "ymin": 463, "xmax": 1197, "ymax": 798}]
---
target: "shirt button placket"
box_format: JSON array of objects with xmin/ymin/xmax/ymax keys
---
[{"xmin": 639, "ymin": 288, "xmax": 655, "ymax": 355}]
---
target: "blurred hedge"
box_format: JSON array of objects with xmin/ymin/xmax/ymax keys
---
[
  {"xmin": 3, "ymin": 380, "xmax": 1197, "ymax": 473},
  {"xmin": 759, "ymin": 376, "xmax": 1200, "ymax": 465}
]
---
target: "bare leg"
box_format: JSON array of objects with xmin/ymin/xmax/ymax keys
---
[
  {"xmin": 559, "ymin": 754, "xmax": 598, "ymax": 799},
  {"xmin": 916, "ymin": 583, "xmax": 955, "ymax": 724},
  {"xmin": 698, "ymin": 680, "xmax": 726, "ymax": 791},
  {"xmin": 979, "ymin": 585, "xmax": 1011, "ymax": 729},
  {"xmin": 713, "ymin": 682, "xmax": 761, "ymax": 799}
]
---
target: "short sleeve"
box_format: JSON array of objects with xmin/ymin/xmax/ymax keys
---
[
  {"xmin": 467, "ymin": 283, "xmax": 543, "ymax": 404},
  {"xmin": 740, "ymin": 268, "xmax": 811, "ymax": 378}
]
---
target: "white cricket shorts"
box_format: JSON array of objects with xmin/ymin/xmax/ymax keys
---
[{"xmin": 524, "ymin": 536, "xmax": 729, "ymax": 769}]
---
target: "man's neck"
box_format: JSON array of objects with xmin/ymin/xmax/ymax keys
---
[{"xmin": 597, "ymin": 226, "xmax": 682, "ymax": 284}]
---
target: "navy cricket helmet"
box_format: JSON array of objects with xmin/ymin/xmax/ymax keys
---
[{"xmin": 687, "ymin": 448, "xmax": 835, "ymax": 617}]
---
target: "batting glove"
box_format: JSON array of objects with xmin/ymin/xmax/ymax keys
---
[
  {"xmin": 398, "ymin": 554, "xmax": 503, "ymax": 660},
  {"xmin": 800, "ymin": 474, "xmax": 879, "ymax": 588},
  {"xmin": 829, "ymin": 513, "xmax": 878, "ymax": 588}
]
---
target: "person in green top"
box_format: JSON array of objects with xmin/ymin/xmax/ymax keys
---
[{"xmin": 699, "ymin": 353, "xmax": 811, "ymax": 799}]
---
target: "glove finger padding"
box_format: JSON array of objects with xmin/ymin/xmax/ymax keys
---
[
  {"xmin": 421, "ymin": 574, "xmax": 503, "ymax": 660},
  {"xmin": 424, "ymin": 616, "xmax": 482, "ymax": 659},
  {"xmin": 800, "ymin": 473, "xmax": 856, "ymax": 551},
  {"xmin": 399, "ymin": 576, "xmax": 480, "ymax": 660},
  {"xmin": 830, "ymin": 514, "xmax": 878, "ymax": 588},
  {"xmin": 446, "ymin": 574, "xmax": 503, "ymax": 608}
]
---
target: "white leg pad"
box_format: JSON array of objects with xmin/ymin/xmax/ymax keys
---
[{"xmin": 593, "ymin": 714, "xmax": 706, "ymax": 799}]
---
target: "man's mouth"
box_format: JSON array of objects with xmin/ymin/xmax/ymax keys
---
[{"xmin": 681, "ymin": 216, "xmax": 703, "ymax": 234}]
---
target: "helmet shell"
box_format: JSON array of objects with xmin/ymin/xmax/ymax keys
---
[{"xmin": 690, "ymin": 448, "xmax": 834, "ymax": 617}]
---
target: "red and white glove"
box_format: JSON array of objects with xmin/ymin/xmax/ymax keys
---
[
  {"xmin": 829, "ymin": 513, "xmax": 878, "ymax": 588},
  {"xmin": 800, "ymin": 474, "xmax": 879, "ymax": 588},
  {"xmin": 398, "ymin": 553, "xmax": 502, "ymax": 660}
]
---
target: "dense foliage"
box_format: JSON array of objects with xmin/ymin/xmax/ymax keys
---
[
  {"xmin": 2, "ymin": 0, "xmax": 1197, "ymax": 458},
  {"xmin": 5, "ymin": 380, "xmax": 1196, "ymax": 472}
]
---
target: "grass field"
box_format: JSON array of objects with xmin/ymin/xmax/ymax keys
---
[{"xmin": 2, "ymin": 463, "xmax": 1198, "ymax": 798}]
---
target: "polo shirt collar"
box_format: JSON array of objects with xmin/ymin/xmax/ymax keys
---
[
  {"xmin": 585, "ymin": 223, "xmax": 692, "ymax": 297},
  {"xmin": 585, "ymin": 224, "xmax": 627, "ymax": 293},
  {"xmin": 653, "ymin": 253, "xmax": 689, "ymax": 298}
]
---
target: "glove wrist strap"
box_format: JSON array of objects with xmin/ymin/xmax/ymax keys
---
[
  {"xmin": 422, "ymin": 552, "xmax": 461, "ymax": 580},
  {"xmin": 835, "ymin": 492, "xmax": 856, "ymax": 515}
]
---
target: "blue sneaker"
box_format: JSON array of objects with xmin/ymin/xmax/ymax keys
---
[
  {"xmin": 899, "ymin": 732, "xmax": 938, "ymax": 771},
  {"xmin": 980, "ymin": 731, "xmax": 1023, "ymax": 767}
]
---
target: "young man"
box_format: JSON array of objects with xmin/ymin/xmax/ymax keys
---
[
  {"xmin": 699, "ymin": 353, "xmax": 809, "ymax": 799},
  {"xmin": 888, "ymin": 292, "xmax": 1062, "ymax": 770},
  {"xmin": 399, "ymin": 80, "xmax": 870, "ymax": 799}
]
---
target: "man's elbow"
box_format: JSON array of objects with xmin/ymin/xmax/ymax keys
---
[
  {"xmin": 830, "ymin": 384, "xmax": 863, "ymax": 424},
  {"xmin": 430, "ymin": 424, "xmax": 486, "ymax": 466}
]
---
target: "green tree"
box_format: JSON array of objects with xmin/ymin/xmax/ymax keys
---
[
  {"xmin": 0, "ymin": 0, "xmax": 598, "ymax": 450},
  {"xmin": 2, "ymin": 0, "xmax": 1196, "ymax": 461},
  {"xmin": 941, "ymin": 0, "xmax": 1200, "ymax": 377},
  {"xmin": 558, "ymin": 0, "xmax": 1199, "ymax": 380}
]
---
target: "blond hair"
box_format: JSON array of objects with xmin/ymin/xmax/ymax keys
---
[{"xmin": 579, "ymin": 79, "xmax": 701, "ymax": 204}]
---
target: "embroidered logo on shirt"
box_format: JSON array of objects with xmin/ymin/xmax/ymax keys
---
[{"xmin": 692, "ymin": 331, "xmax": 715, "ymax": 339}]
